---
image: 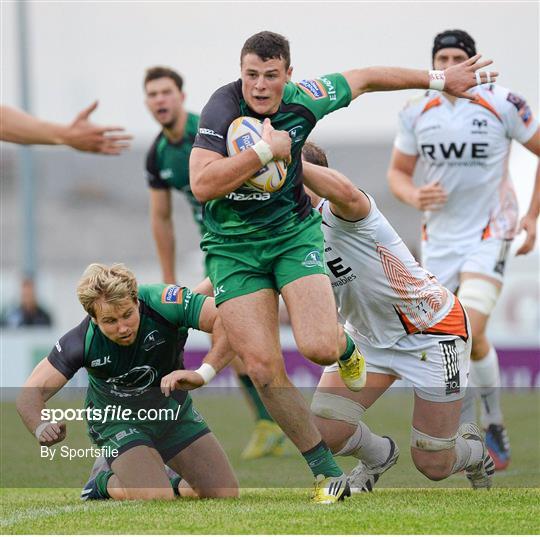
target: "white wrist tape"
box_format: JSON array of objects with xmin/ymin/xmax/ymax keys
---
[
  {"xmin": 429, "ymin": 70, "xmax": 445, "ymax": 91},
  {"xmin": 35, "ymin": 421, "xmax": 51, "ymax": 440},
  {"xmin": 252, "ymin": 140, "xmax": 273, "ymax": 166},
  {"xmin": 195, "ymin": 363, "xmax": 216, "ymax": 385}
]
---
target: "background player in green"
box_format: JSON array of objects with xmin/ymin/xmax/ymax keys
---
[
  {"xmin": 144, "ymin": 66, "xmax": 285, "ymax": 458},
  {"xmin": 190, "ymin": 30, "xmax": 498, "ymax": 503},
  {"xmin": 17, "ymin": 263, "xmax": 238, "ymax": 501}
]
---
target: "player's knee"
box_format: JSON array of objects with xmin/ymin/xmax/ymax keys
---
[
  {"xmin": 412, "ymin": 454, "xmax": 453, "ymax": 481},
  {"xmin": 410, "ymin": 427, "xmax": 456, "ymax": 481},
  {"xmin": 243, "ymin": 360, "xmax": 280, "ymax": 388},
  {"xmin": 299, "ymin": 340, "xmax": 339, "ymax": 365}
]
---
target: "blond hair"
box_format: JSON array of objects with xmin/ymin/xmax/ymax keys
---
[{"xmin": 77, "ymin": 263, "xmax": 138, "ymax": 317}]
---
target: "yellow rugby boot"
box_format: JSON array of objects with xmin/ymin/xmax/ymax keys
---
[
  {"xmin": 311, "ymin": 474, "xmax": 351, "ymax": 504},
  {"xmin": 338, "ymin": 347, "xmax": 367, "ymax": 392},
  {"xmin": 241, "ymin": 419, "xmax": 286, "ymax": 460}
]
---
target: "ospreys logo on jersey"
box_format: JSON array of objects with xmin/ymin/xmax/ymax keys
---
[{"xmin": 302, "ymin": 250, "xmax": 323, "ymax": 268}]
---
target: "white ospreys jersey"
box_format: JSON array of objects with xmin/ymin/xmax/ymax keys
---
[
  {"xmin": 320, "ymin": 197, "xmax": 467, "ymax": 349},
  {"xmin": 394, "ymin": 85, "xmax": 538, "ymax": 250}
]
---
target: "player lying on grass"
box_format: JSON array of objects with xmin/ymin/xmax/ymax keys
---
[
  {"xmin": 16, "ymin": 263, "xmax": 238, "ymax": 501},
  {"xmin": 300, "ymin": 142, "xmax": 495, "ymax": 491}
]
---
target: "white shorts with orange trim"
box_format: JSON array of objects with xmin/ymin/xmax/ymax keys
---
[
  {"xmin": 326, "ymin": 327, "xmax": 471, "ymax": 403},
  {"xmin": 422, "ymin": 237, "xmax": 512, "ymax": 293}
]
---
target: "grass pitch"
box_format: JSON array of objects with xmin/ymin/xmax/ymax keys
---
[{"xmin": 1, "ymin": 390, "xmax": 539, "ymax": 534}]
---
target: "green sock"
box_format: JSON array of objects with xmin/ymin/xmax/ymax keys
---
[
  {"xmin": 238, "ymin": 374, "xmax": 274, "ymax": 422},
  {"xmin": 339, "ymin": 333, "xmax": 355, "ymax": 362},
  {"xmin": 170, "ymin": 476, "xmax": 182, "ymax": 497},
  {"xmin": 302, "ymin": 441, "xmax": 343, "ymax": 478},
  {"xmin": 95, "ymin": 470, "xmax": 113, "ymax": 499}
]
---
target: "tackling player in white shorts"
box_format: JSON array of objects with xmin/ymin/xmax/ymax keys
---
[
  {"xmin": 301, "ymin": 142, "xmax": 494, "ymax": 491},
  {"xmin": 388, "ymin": 29, "xmax": 540, "ymax": 470}
]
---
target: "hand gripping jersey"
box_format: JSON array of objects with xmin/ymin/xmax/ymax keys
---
[
  {"xmin": 146, "ymin": 112, "xmax": 206, "ymax": 234},
  {"xmin": 394, "ymin": 85, "xmax": 538, "ymax": 252},
  {"xmin": 320, "ymin": 196, "xmax": 467, "ymax": 349},
  {"xmin": 47, "ymin": 284, "xmax": 206, "ymax": 412},
  {"xmin": 193, "ymin": 75, "xmax": 352, "ymax": 238}
]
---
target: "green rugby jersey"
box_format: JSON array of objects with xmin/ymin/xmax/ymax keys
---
[
  {"xmin": 47, "ymin": 284, "xmax": 206, "ymax": 412},
  {"xmin": 193, "ymin": 74, "xmax": 352, "ymax": 238},
  {"xmin": 146, "ymin": 112, "xmax": 205, "ymax": 233}
]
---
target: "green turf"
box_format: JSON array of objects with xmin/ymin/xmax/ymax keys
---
[
  {"xmin": 1, "ymin": 488, "xmax": 539, "ymax": 534},
  {"xmin": 1, "ymin": 390, "xmax": 539, "ymax": 533}
]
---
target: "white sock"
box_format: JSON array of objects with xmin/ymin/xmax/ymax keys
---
[
  {"xmin": 335, "ymin": 421, "xmax": 390, "ymax": 467},
  {"xmin": 470, "ymin": 346, "xmax": 503, "ymax": 427},
  {"xmin": 451, "ymin": 435, "xmax": 484, "ymax": 473}
]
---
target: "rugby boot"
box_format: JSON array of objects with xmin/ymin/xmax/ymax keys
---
[
  {"xmin": 348, "ymin": 436, "xmax": 400, "ymax": 493},
  {"xmin": 241, "ymin": 419, "xmax": 287, "ymax": 460},
  {"xmin": 338, "ymin": 347, "xmax": 367, "ymax": 392},
  {"xmin": 485, "ymin": 423, "xmax": 511, "ymax": 471},
  {"xmin": 459, "ymin": 423, "xmax": 495, "ymax": 489},
  {"xmin": 311, "ymin": 473, "xmax": 351, "ymax": 504}
]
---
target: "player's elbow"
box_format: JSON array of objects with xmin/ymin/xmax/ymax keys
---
[{"xmin": 190, "ymin": 178, "xmax": 213, "ymax": 203}]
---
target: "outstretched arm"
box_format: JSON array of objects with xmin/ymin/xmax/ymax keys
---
[
  {"xmin": 1, "ymin": 102, "xmax": 132, "ymax": 154},
  {"xmin": 343, "ymin": 54, "xmax": 498, "ymax": 101},
  {"xmin": 161, "ymin": 299, "xmax": 235, "ymax": 394},
  {"xmin": 302, "ymin": 161, "xmax": 370, "ymax": 221}
]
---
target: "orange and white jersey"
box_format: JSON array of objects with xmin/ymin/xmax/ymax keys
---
[
  {"xmin": 394, "ymin": 85, "xmax": 538, "ymax": 250},
  {"xmin": 320, "ymin": 197, "xmax": 467, "ymax": 349}
]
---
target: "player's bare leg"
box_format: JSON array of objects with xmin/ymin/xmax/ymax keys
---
[
  {"xmin": 167, "ymin": 433, "xmax": 238, "ymax": 498},
  {"xmin": 282, "ymin": 274, "xmax": 366, "ymax": 390},
  {"xmin": 411, "ymin": 394, "xmax": 494, "ymax": 488},
  {"xmin": 81, "ymin": 445, "xmax": 176, "ymax": 501},
  {"xmin": 195, "ymin": 277, "xmax": 285, "ymax": 460},
  {"xmin": 218, "ymin": 289, "xmax": 349, "ymax": 502},
  {"xmin": 312, "ymin": 371, "xmax": 399, "ymax": 492},
  {"xmin": 459, "ymin": 272, "xmax": 509, "ymax": 470}
]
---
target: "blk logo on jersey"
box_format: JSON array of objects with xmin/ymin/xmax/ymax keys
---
[
  {"xmin": 162, "ymin": 285, "xmax": 183, "ymax": 304},
  {"xmin": 91, "ymin": 355, "xmax": 111, "ymax": 368}
]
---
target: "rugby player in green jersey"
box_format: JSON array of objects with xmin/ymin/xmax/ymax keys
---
[
  {"xmin": 16, "ymin": 263, "xmax": 238, "ymax": 501},
  {"xmin": 144, "ymin": 66, "xmax": 285, "ymax": 459},
  {"xmin": 190, "ymin": 31, "xmax": 498, "ymax": 503}
]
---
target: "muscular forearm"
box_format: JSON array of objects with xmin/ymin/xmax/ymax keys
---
[
  {"xmin": 1, "ymin": 106, "xmax": 67, "ymax": 145},
  {"xmin": 16, "ymin": 388, "xmax": 48, "ymax": 437},
  {"xmin": 152, "ymin": 217, "xmax": 176, "ymax": 283},
  {"xmin": 191, "ymin": 149, "xmax": 265, "ymax": 202},
  {"xmin": 345, "ymin": 67, "xmax": 430, "ymax": 100}
]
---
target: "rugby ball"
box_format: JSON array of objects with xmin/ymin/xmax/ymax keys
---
[{"xmin": 226, "ymin": 116, "xmax": 287, "ymax": 193}]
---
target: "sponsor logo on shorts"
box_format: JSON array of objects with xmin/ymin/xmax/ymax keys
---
[
  {"xmin": 298, "ymin": 79, "xmax": 327, "ymax": 100},
  {"xmin": 493, "ymin": 240, "xmax": 511, "ymax": 276},
  {"xmin": 142, "ymin": 330, "xmax": 166, "ymax": 352},
  {"xmin": 302, "ymin": 250, "xmax": 323, "ymax": 268},
  {"xmin": 162, "ymin": 285, "xmax": 183, "ymax": 304},
  {"xmin": 198, "ymin": 128, "xmax": 224, "ymax": 139},
  {"xmin": 55, "ymin": 341, "xmax": 62, "ymax": 352},
  {"xmin": 115, "ymin": 427, "xmax": 140, "ymax": 442},
  {"xmin": 213, "ymin": 285, "xmax": 226, "ymax": 297},
  {"xmin": 440, "ymin": 340, "xmax": 460, "ymax": 395},
  {"xmin": 192, "ymin": 408, "xmax": 204, "ymax": 423},
  {"xmin": 159, "ymin": 168, "xmax": 173, "ymax": 180}
]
